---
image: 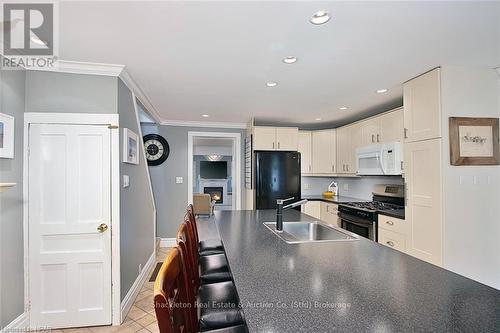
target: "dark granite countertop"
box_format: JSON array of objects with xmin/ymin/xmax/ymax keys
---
[
  {"xmin": 301, "ymin": 194, "xmax": 367, "ymax": 204},
  {"xmin": 377, "ymin": 209, "xmax": 405, "ymax": 220},
  {"xmin": 214, "ymin": 209, "xmax": 500, "ymax": 333}
]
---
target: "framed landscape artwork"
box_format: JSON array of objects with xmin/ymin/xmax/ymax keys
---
[
  {"xmin": 0, "ymin": 113, "xmax": 15, "ymax": 159},
  {"xmin": 123, "ymin": 128, "xmax": 139, "ymax": 165},
  {"xmin": 449, "ymin": 117, "xmax": 499, "ymax": 166}
]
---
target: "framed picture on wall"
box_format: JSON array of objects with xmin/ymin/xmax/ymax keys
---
[
  {"xmin": 449, "ymin": 117, "xmax": 499, "ymax": 166},
  {"xmin": 0, "ymin": 113, "xmax": 15, "ymax": 159},
  {"xmin": 123, "ymin": 128, "xmax": 139, "ymax": 165}
]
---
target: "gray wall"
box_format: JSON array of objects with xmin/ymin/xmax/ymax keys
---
[
  {"xmin": 26, "ymin": 71, "xmax": 117, "ymax": 113},
  {"xmin": 0, "ymin": 65, "xmax": 26, "ymax": 328},
  {"xmin": 141, "ymin": 124, "xmax": 246, "ymax": 238},
  {"xmin": 302, "ymin": 176, "xmax": 404, "ymax": 200},
  {"xmin": 118, "ymin": 79, "xmax": 155, "ymax": 300}
]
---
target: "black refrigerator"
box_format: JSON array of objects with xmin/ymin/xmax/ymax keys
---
[{"xmin": 255, "ymin": 151, "xmax": 301, "ymax": 209}]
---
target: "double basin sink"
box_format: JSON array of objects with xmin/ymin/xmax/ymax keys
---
[{"xmin": 263, "ymin": 221, "xmax": 358, "ymax": 244}]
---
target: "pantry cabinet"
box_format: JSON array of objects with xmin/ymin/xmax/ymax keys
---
[
  {"xmin": 253, "ymin": 126, "xmax": 298, "ymax": 151},
  {"xmin": 298, "ymin": 131, "xmax": 312, "ymax": 174},
  {"xmin": 403, "ymin": 68, "xmax": 442, "ymax": 142},
  {"xmin": 404, "ymin": 138, "xmax": 443, "ymax": 266},
  {"xmin": 312, "ymin": 129, "xmax": 336, "ymax": 174}
]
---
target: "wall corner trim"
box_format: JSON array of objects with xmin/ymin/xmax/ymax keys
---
[
  {"xmin": 161, "ymin": 120, "xmax": 247, "ymax": 129},
  {"xmin": 159, "ymin": 238, "xmax": 177, "ymax": 248},
  {"xmin": 120, "ymin": 252, "xmax": 156, "ymax": 324},
  {"xmin": 1, "ymin": 312, "xmax": 28, "ymax": 332}
]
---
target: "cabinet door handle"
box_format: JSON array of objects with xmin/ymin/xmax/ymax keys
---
[
  {"xmin": 331, "ymin": 165, "xmax": 334, "ymax": 172},
  {"xmin": 343, "ymin": 164, "xmax": 345, "ymax": 171},
  {"xmin": 386, "ymin": 221, "xmax": 394, "ymax": 226},
  {"xmin": 401, "ymin": 161, "xmax": 404, "ymax": 170},
  {"xmin": 404, "ymin": 128, "xmax": 408, "ymax": 139},
  {"xmin": 377, "ymin": 134, "xmax": 380, "ymax": 142},
  {"xmin": 386, "ymin": 241, "xmax": 395, "ymax": 247},
  {"xmin": 371, "ymin": 134, "xmax": 375, "ymax": 143},
  {"xmin": 272, "ymin": 142, "xmax": 275, "ymax": 149},
  {"xmin": 309, "ymin": 165, "xmax": 311, "ymax": 172},
  {"xmin": 346, "ymin": 164, "xmax": 349, "ymax": 172},
  {"xmin": 278, "ymin": 142, "xmax": 280, "ymax": 149}
]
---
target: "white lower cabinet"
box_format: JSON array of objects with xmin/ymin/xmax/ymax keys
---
[
  {"xmin": 320, "ymin": 202, "xmax": 340, "ymax": 227},
  {"xmin": 302, "ymin": 201, "xmax": 321, "ymax": 220},
  {"xmin": 378, "ymin": 215, "xmax": 407, "ymax": 253}
]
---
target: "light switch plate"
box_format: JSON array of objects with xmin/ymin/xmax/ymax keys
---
[
  {"xmin": 176, "ymin": 177, "xmax": 183, "ymax": 184},
  {"xmin": 123, "ymin": 175, "xmax": 130, "ymax": 188},
  {"xmin": 303, "ymin": 183, "xmax": 311, "ymax": 190},
  {"xmin": 343, "ymin": 183, "xmax": 349, "ymax": 191}
]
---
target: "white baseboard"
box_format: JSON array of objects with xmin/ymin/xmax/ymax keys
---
[
  {"xmin": 159, "ymin": 238, "xmax": 176, "ymax": 248},
  {"xmin": 120, "ymin": 252, "xmax": 156, "ymax": 323},
  {"xmin": 1, "ymin": 312, "xmax": 28, "ymax": 332}
]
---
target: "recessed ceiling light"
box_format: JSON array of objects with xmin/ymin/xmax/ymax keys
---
[
  {"xmin": 339, "ymin": 106, "xmax": 348, "ymax": 110},
  {"xmin": 282, "ymin": 56, "xmax": 297, "ymax": 64},
  {"xmin": 376, "ymin": 88, "xmax": 388, "ymax": 94},
  {"xmin": 310, "ymin": 11, "xmax": 330, "ymax": 25},
  {"xmin": 202, "ymin": 114, "xmax": 209, "ymax": 118},
  {"xmin": 315, "ymin": 118, "xmax": 322, "ymax": 121},
  {"xmin": 266, "ymin": 81, "xmax": 278, "ymax": 87}
]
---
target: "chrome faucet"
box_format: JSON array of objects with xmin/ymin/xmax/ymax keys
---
[{"xmin": 276, "ymin": 198, "xmax": 308, "ymax": 232}]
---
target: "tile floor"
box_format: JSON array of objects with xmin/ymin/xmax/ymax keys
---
[{"xmin": 47, "ymin": 216, "xmax": 218, "ymax": 333}]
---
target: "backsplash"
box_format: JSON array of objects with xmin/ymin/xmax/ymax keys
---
[{"xmin": 301, "ymin": 176, "xmax": 404, "ymax": 200}]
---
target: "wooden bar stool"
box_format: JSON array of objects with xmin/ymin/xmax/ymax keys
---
[
  {"xmin": 177, "ymin": 222, "xmax": 244, "ymax": 331},
  {"xmin": 154, "ymin": 246, "xmax": 246, "ymax": 333},
  {"xmin": 187, "ymin": 204, "xmax": 224, "ymax": 256},
  {"xmin": 184, "ymin": 213, "xmax": 232, "ymax": 285}
]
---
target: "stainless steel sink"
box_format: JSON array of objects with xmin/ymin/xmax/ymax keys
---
[{"xmin": 263, "ymin": 221, "xmax": 359, "ymax": 244}]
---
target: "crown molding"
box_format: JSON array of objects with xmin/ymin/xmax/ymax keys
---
[
  {"xmin": 26, "ymin": 59, "xmax": 125, "ymax": 76},
  {"xmin": 161, "ymin": 119, "xmax": 247, "ymax": 129},
  {"xmin": 119, "ymin": 68, "xmax": 163, "ymax": 123}
]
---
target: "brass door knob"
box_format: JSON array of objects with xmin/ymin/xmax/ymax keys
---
[{"xmin": 97, "ymin": 223, "xmax": 109, "ymax": 233}]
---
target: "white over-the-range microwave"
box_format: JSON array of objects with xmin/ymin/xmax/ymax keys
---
[{"xmin": 356, "ymin": 142, "xmax": 403, "ymax": 176}]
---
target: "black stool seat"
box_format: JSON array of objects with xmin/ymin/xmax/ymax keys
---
[
  {"xmin": 201, "ymin": 324, "xmax": 247, "ymax": 333},
  {"xmin": 200, "ymin": 253, "xmax": 232, "ymax": 284},
  {"xmin": 200, "ymin": 238, "xmax": 224, "ymax": 256},
  {"xmin": 198, "ymin": 269, "xmax": 243, "ymax": 331}
]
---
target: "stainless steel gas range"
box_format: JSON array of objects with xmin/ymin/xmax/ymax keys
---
[{"xmin": 338, "ymin": 184, "xmax": 404, "ymax": 242}]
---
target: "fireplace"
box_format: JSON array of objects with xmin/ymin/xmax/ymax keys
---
[{"xmin": 204, "ymin": 187, "xmax": 224, "ymax": 204}]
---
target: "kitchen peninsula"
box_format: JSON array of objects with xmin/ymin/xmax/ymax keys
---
[{"xmin": 214, "ymin": 209, "xmax": 500, "ymax": 332}]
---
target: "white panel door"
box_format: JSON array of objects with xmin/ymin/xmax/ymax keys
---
[
  {"xmin": 404, "ymin": 138, "xmax": 443, "ymax": 266},
  {"xmin": 29, "ymin": 124, "xmax": 112, "ymax": 328},
  {"xmin": 379, "ymin": 109, "xmax": 404, "ymax": 143},
  {"xmin": 312, "ymin": 130, "xmax": 335, "ymax": 174},
  {"xmin": 298, "ymin": 131, "xmax": 312, "ymax": 174}
]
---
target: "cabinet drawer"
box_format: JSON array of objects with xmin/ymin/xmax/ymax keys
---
[
  {"xmin": 320, "ymin": 202, "xmax": 340, "ymax": 226},
  {"xmin": 378, "ymin": 229, "xmax": 406, "ymax": 252},
  {"xmin": 378, "ymin": 214, "xmax": 405, "ymax": 234}
]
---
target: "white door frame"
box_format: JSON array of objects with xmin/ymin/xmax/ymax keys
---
[
  {"xmin": 187, "ymin": 131, "xmax": 242, "ymax": 210},
  {"xmin": 23, "ymin": 113, "xmax": 121, "ymax": 326}
]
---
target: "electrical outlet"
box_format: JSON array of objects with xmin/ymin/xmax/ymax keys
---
[
  {"xmin": 176, "ymin": 176, "xmax": 183, "ymax": 184},
  {"xmin": 123, "ymin": 175, "xmax": 130, "ymax": 188},
  {"xmin": 343, "ymin": 183, "xmax": 349, "ymax": 191},
  {"xmin": 303, "ymin": 183, "xmax": 311, "ymax": 190}
]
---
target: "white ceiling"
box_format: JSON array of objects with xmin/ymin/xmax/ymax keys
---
[{"xmin": 58, "ymin": 1, "xmax": 500, "ymax": 127}]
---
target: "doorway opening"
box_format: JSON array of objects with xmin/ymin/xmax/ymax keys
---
[{"xmin": 187, "ymin": 132, "xmax": 242, "ymax": 212}]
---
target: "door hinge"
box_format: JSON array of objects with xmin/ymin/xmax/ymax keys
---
[{"xmin": 108, "ymin": 125, "xmax": 119, "ymax": 129}]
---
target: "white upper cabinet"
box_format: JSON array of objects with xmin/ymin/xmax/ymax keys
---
[
  {"xmin": 359, "ymin": 108, "xmax": 404, "ymax": 146},
  {"xmin": 253, "ymin": 126, "xmax": 298, "ymax": 151},
  {"xmin": 276, "ymin": 127, "xmax": 299, "ymax": 151},
  {"xmin": 298, "ymin": 131, "xmax": 312, "ymax": 174},
  {"xmin": 253, "ymin": 126, "xmax": 276, "ymax": 150},
  {"xmin": 312, "ymin": 129, "xmax": 336, "ymax": 174},
  {"xmin": 336, "ymin": 125, "xmax": 353, "ymax": 174},
  {"xmin": 403, "ymin": 68, "xmax": 442, "ymax": 142},
  {"xmin": 379, "ymin": 108, "xmax": 404, "ymax": 143}
]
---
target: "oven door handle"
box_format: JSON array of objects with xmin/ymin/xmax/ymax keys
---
[{"xmin": 340, "ymin": 215, "xmax": 372, "ymax": 227}]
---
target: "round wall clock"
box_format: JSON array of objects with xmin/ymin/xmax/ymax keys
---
[{"xmin": 143, "ymin": 134, "xmax": 170, "ymax": 166}]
